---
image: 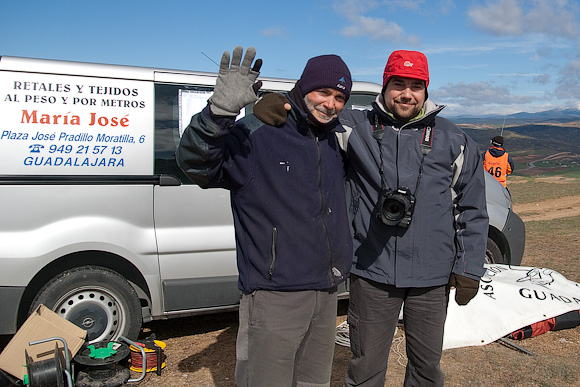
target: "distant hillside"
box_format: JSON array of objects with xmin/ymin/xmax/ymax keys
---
[
  {"xmin": 445, "ymin": 107, "xmax": 580, "ymax": 126},
  {"xmin": 463, "ymin": 124, "xmax": 580, "ymax": 155},
  {"xmin": 441, "ymin": 107, "xmax": 580, "ymax": 156}
]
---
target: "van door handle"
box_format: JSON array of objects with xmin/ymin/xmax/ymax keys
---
[{"xmin": 158, "ymin": 175, "xmax": 181, "ymax": 186}]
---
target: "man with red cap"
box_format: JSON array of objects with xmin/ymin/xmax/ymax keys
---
[
  {"xmin": 177, "ymin": 46, "xmax": 354, "ymax": 387},
  {"xmin": 254, "ymin": 50, "xmax": 488, "ymax": 386},
  {"xmin": 340, "ymin": 50, "xmax": 487, "ymax": 386},
  {"xmin": 483, "ymin": 135, "xmax": 514, "ymax": 188}
]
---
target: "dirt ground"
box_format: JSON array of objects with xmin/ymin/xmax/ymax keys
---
[
  {"xmin": 133, "ymin": 309, "xmax": 580, "ymax": 387},
  {"xmin": 513, "ymin": 195, "xmax": 580, "ymax": 222},
  {"xmin": 126, "ymin": 179, "xmax": 580, "ymax": 387}
]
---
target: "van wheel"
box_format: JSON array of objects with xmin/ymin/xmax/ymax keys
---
[
  {"xmin": 29, "ymin": 266, "xmax": 142, "ymax": 343},
  {"xmin": 485, "ymin": 238, "xmax": 503, "ymax": 264}
]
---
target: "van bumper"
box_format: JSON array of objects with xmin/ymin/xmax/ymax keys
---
[
  {"xmin": 503, "ymin": 209, "xmax": 526, "ymax": 265},
  {"xmin": 0, "ymin": 287, "xmax": 25, "ymax": 334}
]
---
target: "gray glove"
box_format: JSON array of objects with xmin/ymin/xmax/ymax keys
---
[{"xmin": 209, "ymin": 46, "xmax": 263, "ymax": 117}]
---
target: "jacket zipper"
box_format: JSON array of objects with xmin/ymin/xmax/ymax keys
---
[
  {"xmin": 268, "ymin": 226, "xmax": 277, "ymax": 280},
  {"xmin": 315, "ymin": 135, "xmax": 336, "ymax": 287}
]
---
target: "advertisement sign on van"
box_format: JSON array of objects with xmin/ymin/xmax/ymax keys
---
[{"xmin": 0, "ymin": 72, "xmax": 153, "ymax": 175}]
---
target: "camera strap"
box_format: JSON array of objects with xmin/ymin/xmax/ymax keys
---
[
  {"xmin": 372, "ymin": 112, "xmax": 433, "ymax": 196},
  {"xmin": 415, "ymin": 125, "xmax": 433, "ymax": 196},
  {"xmin": 420, "ymin": 125, "xmax": 433, "ymax": 155},
  {"xmin": 372, "ymin": 113, "xmax": 388, "ymax": 190}
]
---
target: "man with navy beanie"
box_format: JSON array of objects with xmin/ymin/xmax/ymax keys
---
[
  {"xmin": 177, "ymin": 47, "xmax": 353, "ymax": 387},
  {"xmin": 298, "ymin": 54, "xmax": 352, "ymax": 100}
]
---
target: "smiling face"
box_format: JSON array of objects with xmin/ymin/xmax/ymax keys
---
[
  {"xmin": 304, "ymin": 88, "xmax": 346, "ymax": 124},
  {"xmin": 383, "ymin": 76, "xmax": 426, "ymax": 122}
]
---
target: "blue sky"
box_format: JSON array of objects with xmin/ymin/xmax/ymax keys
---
[{"xmin": 1, "ymin": 0, "xmax": 579, "ymax": 116}]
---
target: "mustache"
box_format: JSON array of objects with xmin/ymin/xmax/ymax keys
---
[
  {"xmin": 395, "ymin": 97, "xmax": 417, "ymax": 105},
  {"xmin": 314, "ymin": 105, "xmax": 338, "ymax": 117}
]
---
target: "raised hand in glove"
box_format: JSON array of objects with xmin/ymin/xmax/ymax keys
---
[
  {"xmin": 253, "ymin": 93, "xmax": 291, "ymax": 126},
  {"xmin": 209, "ymin": 46, "xmax": 263, "ymax": 117},
  {"xmin": 449, "ymin": 273, "xmax": 479, "ymax": 306}
]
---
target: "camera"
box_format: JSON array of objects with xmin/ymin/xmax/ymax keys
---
[{"xmin": 376, "ymin": 186, "xmax": 416, "ymax": 228}]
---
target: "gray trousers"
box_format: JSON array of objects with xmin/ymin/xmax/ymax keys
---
[
  {"xmin": 235, "ymin": 288, "xmax": 338, "ymax": 387},
  {"xmin": 345, "ymin": 275, "xmax": 449, "ymax": 387}
]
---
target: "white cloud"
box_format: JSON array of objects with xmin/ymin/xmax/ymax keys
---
[
  {"xmin": 261, "ymin": 27, "xmax": 287, "ymax": 37},
  {"xmin": 431, "ymin": 81, "xmax": 536, "ymax": 107},
  {"xmin": 341, "ymin": 14, "xmax": 419, "ymax": 44},
  {"xmin": 533, "ymin": 74, "xmax": 551, "ymax": 85},
  {"xmin": 554, "ymin": 59, "xmax": 580, "ymax": 99},
  {"xmin": 333, "ymin": 0, "xmax": 420, "ymax": 44},
  {"xmin": 438, "ymin": 0, "xmax": 456, "ymax": 14},
  {"xmin": 468, "ymin": 0, "xmax": 524, "ymax": 36},
  {"xmin": 382, "ymin": 0, "xmax": 425, "ymax": 10},
  {"xmin": 424, "ymin": 39, "xmax": 541, "ymax": 55},
  {"xmin": 442, "ymin": 102, "xmax": 557, "ymax": 117},
  {"xmin": 333, "ymin": 0, "xmax": 378, "ymax": 15},
  {"xmin": 468, "ymin": 0, "xmax": 579, "ymax": 39},
  {"xmin": 526, "ymin": 0, "xmax": 578, "ymax": 39},
  {"xmin": 529, "ymin": 46, "xmax": 557, "ymax": 62}
]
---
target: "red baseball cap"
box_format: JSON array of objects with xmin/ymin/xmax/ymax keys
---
[{"xmin": 383, "ymin": 50, "xmax": 429, "ymax": 89}]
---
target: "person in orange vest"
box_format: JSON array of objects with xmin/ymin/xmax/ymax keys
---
[{"xmin": 483, "ymin": 136, "xmax": 514, "ymax": 188}]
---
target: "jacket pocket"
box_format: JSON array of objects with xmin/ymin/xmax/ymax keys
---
[{"xmin": 268, "ymin": 227, "xmax": 277, "ymax": 280}]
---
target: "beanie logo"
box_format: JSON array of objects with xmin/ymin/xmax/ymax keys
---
[
  {"xmin": 336, "ymin": 76, "xmax": 346, "ymax": 91},
  {"xmin": 404, "ymin": 61, "xmax": 414, "ymax": 67}
]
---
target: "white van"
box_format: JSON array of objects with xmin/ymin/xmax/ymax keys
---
[{"xmin": 0, "ymin": 56, "xmax": 525, "ymax": 343}]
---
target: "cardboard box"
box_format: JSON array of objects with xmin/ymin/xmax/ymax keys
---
[{"xmin": 0, "ymin": 304, "xmax": 87, "ymax": 381}]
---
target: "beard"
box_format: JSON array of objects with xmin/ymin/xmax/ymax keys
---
[
  {"xmin": 304, "ymin": 96, "xmax": 339, "ymax": 124},
  {"xmin": 386, "ymin": 99, "xmax": 422, "ymax": 122}
]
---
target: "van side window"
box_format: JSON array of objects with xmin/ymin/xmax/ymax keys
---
[
  {"xmin": 154, "ymin": 83, "xmax": 213, "ymax": 184},
  {"xmin": 346, "ymin": 93, "xmax": 376, "ymax": 111}
]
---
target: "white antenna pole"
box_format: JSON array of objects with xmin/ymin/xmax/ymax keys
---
[{"xmin": 500, "ymin": 115, "xmax": 506, "ymax": 136}]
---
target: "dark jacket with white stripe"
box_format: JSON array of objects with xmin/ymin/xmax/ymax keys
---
[{"xmin": 339, "ymin": 96, "xmax": 488, "ymax": 287}]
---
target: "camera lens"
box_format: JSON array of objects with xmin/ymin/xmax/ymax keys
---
[
  {"xmin": 376, "ymin": 187, "xmax": 415, "ymax": 228},
  {"xmin": 382, "ymin": 198, "xmax": 405, "ymax": 223}
]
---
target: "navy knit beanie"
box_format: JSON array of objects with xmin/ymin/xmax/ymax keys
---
[{"xmin": 297, "ymin": 55, "xmax": 352, "ymax": 100}]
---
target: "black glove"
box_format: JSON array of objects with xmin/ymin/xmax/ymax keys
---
[
  {"xmin": 209, "ymin": 46, "xmax": 263, "ymax": 116},
  {"xmin": 449, "ymin": 273, "xmax": 479, "ymax": 306},
  {"xmin": 253, "ymin": 93, "xmax": 291, "ymax": 126}
]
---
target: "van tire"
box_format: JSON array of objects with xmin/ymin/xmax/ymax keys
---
[
  {"xmin": 29, "ymin": 266, "xmax": 142, "ymax": 343},
  {"xmin": 485, "ymin": 237, "xmax": 503, "ymax": 264}
]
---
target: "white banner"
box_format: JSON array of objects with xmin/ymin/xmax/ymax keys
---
[{"xmin": 444, "ymin": 264, "xmax": 580, "ymax": 349}]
